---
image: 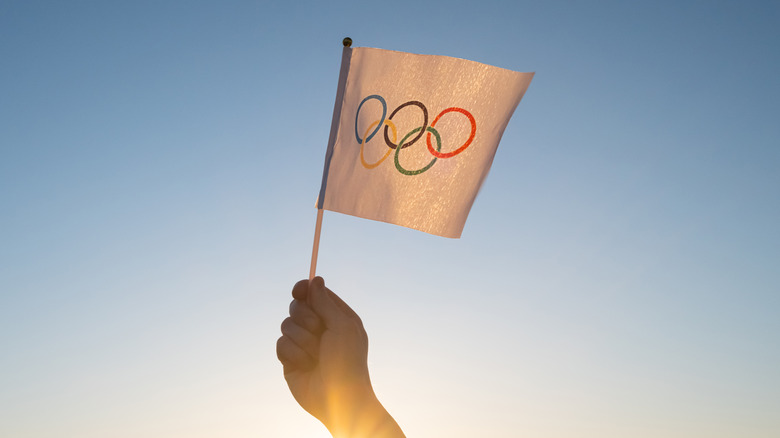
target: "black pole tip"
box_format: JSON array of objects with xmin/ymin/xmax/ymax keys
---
[{"xmin": 343, "ymin": 37, "xmax": 352, "ymax": 47}]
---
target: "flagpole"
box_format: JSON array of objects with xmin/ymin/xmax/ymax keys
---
[
  {"xmin": 309, "ymin": 208, "xmax": 324, "ymax": 280},
  {"xmin": 309, "ymin": 37, "xmax": 353, "ymax": 280}
]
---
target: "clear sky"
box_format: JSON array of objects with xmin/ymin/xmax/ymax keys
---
[{"xmin": 1, "ymin": 1, "xmax": 778, "ymax": 437}]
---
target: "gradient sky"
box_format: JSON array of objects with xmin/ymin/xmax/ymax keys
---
[{"xmin": 1, "ymin": 1, "xmax": 778, "ymax": 437}]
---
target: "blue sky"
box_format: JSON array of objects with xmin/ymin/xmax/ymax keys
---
[{"xmin": 1, "ymin": 1, "xmax": 778, "ymax": 437}]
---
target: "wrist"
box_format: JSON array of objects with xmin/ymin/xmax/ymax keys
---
[{"xmin": 324, "ymin": 388, "xmax": 404, "ymax": 438}]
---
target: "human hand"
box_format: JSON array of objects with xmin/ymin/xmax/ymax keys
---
[{"xmin": 276, "ymin": 277, "xmax": 404, "ymax": 438}]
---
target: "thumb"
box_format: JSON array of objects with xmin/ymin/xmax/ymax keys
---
[{"xmin": 308, "ymin": 277, "xmax": 344, "ymax": 328}]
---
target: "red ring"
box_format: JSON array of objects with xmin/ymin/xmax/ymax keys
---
[{"xmin": 426, "ymin": 107, "xmax": 476, "ymax": 158}]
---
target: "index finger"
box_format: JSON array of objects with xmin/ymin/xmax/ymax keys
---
[{"xmin": 292, "ymin": 279, "xmax": 309, "ymax": 301}]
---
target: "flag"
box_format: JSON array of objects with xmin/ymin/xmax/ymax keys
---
[{"xmin": 317, "ymin": 44, "xmax": 533, "ymax": 238}]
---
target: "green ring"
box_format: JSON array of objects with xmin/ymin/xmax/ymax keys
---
[{"xmin": 394, "ymin": 126, "xmax": 441, "ymax": 176}]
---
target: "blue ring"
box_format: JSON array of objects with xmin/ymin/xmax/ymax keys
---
[{"xmin": 355, "ymin": 95, "xmax": 386, "ymax": 144}]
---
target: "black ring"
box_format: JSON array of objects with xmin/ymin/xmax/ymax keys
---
[{"xmin": 384, "ymin": 101, "xmax": 428, "ymax": 150}]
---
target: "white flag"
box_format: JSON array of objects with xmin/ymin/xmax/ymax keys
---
[{"xmin": 317, "ymin": 45, "xmax": 533, "ymax": 238}]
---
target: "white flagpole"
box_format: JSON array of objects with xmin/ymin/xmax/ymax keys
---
[
  {"xmin": 309, "ymin": 37, "xmax": 353, "ymax": 280},
  {"xmin": 309, "ymin": 208, "xmax": 324, "ymax": 280}
]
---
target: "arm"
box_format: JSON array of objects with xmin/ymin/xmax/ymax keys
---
[{"xmin": 276, "ymin": 277, "xmax": 406, "ymax": 438}]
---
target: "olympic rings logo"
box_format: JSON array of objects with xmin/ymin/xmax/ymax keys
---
[{"xmin": 355, "ymin": 95, "xmax": 476, "ymax": 176}]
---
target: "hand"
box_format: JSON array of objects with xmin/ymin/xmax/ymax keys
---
[{"xmin": 276, "ymin": 277, "xmax": 405, "ymax": 438}]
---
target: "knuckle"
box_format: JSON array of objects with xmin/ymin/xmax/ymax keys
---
[
  {"xmin": 292, "ymin": 279, "xmax": 309, "ymax": 300},
  {"xmin": 275, "ymin": 336, "xmax": 287, "ymax": 358},
  {"xmin": 280, "ymin": 317, "xmax": 294, "ymax": 333}
]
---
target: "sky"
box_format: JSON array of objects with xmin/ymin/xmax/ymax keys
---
[{"xmin": 1, "ymin": 1, "xmax": 778, "ymax": 437}]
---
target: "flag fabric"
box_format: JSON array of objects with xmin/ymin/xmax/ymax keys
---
[{"xmin": 317, "ymin": 45, "xmax": 533, "ymax": 238}]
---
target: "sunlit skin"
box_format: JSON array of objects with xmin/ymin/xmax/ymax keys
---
[{"xmin": 277, "ymin": 277, "xmax": 405, "ymax": 438}]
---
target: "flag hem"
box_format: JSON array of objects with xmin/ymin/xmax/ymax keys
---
[{"xmin": 317, "ymin": 45, "xmax": 353, "ymax": 209}]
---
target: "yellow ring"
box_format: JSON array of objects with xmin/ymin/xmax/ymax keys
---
[{"xmin": 360, "ymin": 119, "xmax": 397, "ymax": 169}]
